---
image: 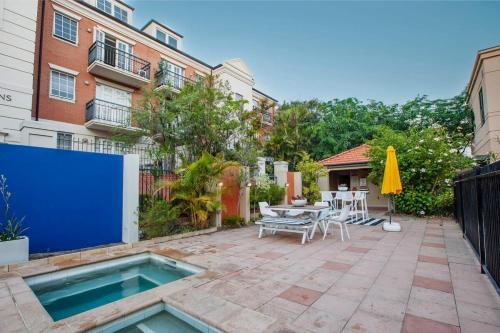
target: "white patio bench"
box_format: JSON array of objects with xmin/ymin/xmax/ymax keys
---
[{"xmin": 255, "ymin": 217, "xmax": 313, "ymax": 245}]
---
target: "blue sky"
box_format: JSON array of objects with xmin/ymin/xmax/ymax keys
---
[{"xmin": 129, "ymin": 1, "xmax": 500, "ymax": 104}]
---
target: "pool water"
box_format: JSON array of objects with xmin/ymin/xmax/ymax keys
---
[
  {"xmin": 86, "ymin": 303, "xmax": 221, "ymax": 333},
  {"xmin": 26, "ymin": 253, "xmax": 202, "ymax": 321},
  {"xmin": 116, "ymin": 311, "xmax": 202, "ymax": 333}
]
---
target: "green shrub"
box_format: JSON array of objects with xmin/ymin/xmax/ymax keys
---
[
  {"xmin": 139, "ymin": 200, "xmax": 180, "ymax": 239},
  {"xmin": 296, "ymin": 152, "xmax": 327, "ymax": 203},
  {"xmin": 368, "ymin": 126, "xmax": 472, "ymax": 216},
  {"xmin": 394, "ymin": 190, "xmax": 433, "ymax": 216},
  {"xmin": 250, "ymin": 180, "xmax": 286, "ymax": 209},
  {"xmin": 223, "ymin": 215, "xmax": 244, "ymax": 229}
]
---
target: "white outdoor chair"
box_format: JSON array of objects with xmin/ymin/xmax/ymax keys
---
[
  {"xmin": 323, "ymin": 203, "xmax": 352, "ymax": 241},
  {"xmin": 258, "ymin": 202, "xmax": 278, "ymax": 218},
  {"xmin": 352, "ymin": 191, "xmax": 369, "ymax": 220},
  {"xmin": 308, "ymin": 203, "xmax": 332, "ymax": 240},
  {"xmin": 320, "ymin": 191, "xmax": 335, "ymax": 210}
]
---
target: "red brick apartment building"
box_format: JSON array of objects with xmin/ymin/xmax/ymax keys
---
[{"xmin": 24, "ymin": 0, "xmax": 276, "ymax": 151}]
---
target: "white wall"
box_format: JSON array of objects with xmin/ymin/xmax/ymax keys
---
[{"xmin": 0, "ymin": 0, "xmax": 38, "ymax": 144}]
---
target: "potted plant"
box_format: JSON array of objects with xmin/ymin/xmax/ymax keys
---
[
  {"xmin": 0, "ymin": 175, "xmax": 28, "ymax": 265},
  {"xmin": 291, "ymin": 195, "xmax": 307, "ymax": 207}
]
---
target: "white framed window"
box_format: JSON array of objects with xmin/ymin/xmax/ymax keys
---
[
  {"xmin": 50, "ymin": 70, "xmax": 76, "ymax": 102},
  {"xmin": 156, "ymin": 29, "xmax": 166, "ymax": 43},
  {"xmin": 96, "ymin": 0, "xmax": 112, "ymax": 14},
  {"xmin": 168, "ymin": 36, "xmax": 177, "ymax": 48},
  {"xmin": 156, "ymin": 28, "xmax": 178, "ymax": 49},
  {"xmin": 234, "ymin": 93, "xmax": 243, "ymax": 101},
  {"xmin": 57, "ymin": 132, "xmax": 73, "ymax": 150},
  {"xmin": 53, "ymin": 12, "xmax": 78, "ymax": 44},
  {"xmin": 113, "ymin": 5, "xmax": 128, "ymax": 23}
]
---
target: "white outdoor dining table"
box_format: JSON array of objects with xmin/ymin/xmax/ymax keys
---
[{"xmin": 268, "ymin": 205, "xmax": 330, "ymax": 239}]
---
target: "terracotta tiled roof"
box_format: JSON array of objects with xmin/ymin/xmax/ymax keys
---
[{"xmin": 319, "ymin": 144, "xmax": 371, "ymax": 166}]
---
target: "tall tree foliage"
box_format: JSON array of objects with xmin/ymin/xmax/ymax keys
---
[
  {"xmin": 264, "ymin": 100, "xmax": 320, "ymax": 169},
  {"xmin": 267, "ymin": 93, "xmax": 473, "ymax": 169},
  {"xmin": 120, "ymin": 75, "xmax": 262, "ymax": 166}
]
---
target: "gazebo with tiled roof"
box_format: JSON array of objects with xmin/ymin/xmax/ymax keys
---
[{"xmin": 317, "ymin": 144, "xmax": 388, "ymax": 208}]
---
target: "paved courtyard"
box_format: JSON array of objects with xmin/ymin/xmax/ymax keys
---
[{"xmin": 1, "ymin": 214, "xmax": 499, "ymax": 332}]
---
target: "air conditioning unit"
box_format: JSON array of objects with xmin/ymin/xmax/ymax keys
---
[{"xmin": 138, "ymin": 70, "xmax": 147, "ymax": 78}]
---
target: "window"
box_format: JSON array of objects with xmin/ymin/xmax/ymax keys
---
[
  {"xmin": 234, "ymin": 93, "xmax": 243, "ymax": 101},
  {"xmin": 96, "ymin": 0, "xmax": 112, "ymax": 14},
  {"xmin": 168, "ymin": 36, "xmax": 177, "ymax": 48},
  {"xmin": 57, "ymin": 133, "xmax": 73, "ymax": 150},
  {"xmin": 53, "ymin": 12, "xmax": 78, "ymax": 44},
  {"xmin": 156, "ymin": 29, "xmax": 166, "ymax": 43},
  {"xmin": 113, "ymin": 6, "xmax": 128, "ymax": 23},
  {"xmin": 50, "ymin": 70, "xmax": 75, "ymax": 101},
  {"xmin": 479, "ymin": 87, "xmax": 485, "ymax": 126},
  {"xmin": 156, "ymin": 29, "xmax": 178, "ymax": 49}
]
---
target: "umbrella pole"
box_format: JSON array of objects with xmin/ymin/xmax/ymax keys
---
[{"xmin": 389, "ymin": 194, "xmax": 392, "ymax": 224}]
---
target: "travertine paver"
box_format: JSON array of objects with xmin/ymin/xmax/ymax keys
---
[{"xmin": 0, "ymin": 213, "xmax": 499, "ymax": 332}]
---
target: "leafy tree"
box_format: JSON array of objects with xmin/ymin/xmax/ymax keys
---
[
  {"xmin": 368, "ymin": 126, "xmax": 473, "ymax": 215},
  {"xmin": 296, "ymin": 152, "xmax": 327, "ymax": 203},
  {"xmin": 264, "ymin": 100, "xmax": 320, "ymax": 169},
  {"xmin": 308, "ymin": 98, "xmax": 397, "ymax": 160},
  {"xmin": 119, "ymin": 75, "xmax": 261, "ymax": 166}
]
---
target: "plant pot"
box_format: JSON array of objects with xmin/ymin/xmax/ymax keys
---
[
  {"xmin": 291, "ymin": 199, "xmax": 307, "ymax": 207},
  {"xmin": 0, "ymin": 236, "xmax": 29, "ymax": 265}
]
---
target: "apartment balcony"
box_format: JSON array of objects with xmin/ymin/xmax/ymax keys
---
[
  {"xmin": 156, "ymin": 69, "xmax": 195, "ymax": 92},
  {"xmin": 85, "ymin": 99, "xmax": 139, "ymax": 133},
  {"xmin": 261, "ymin": 112, "xmax": 273, "ymax": 126},
  {"xmin": 88, "ymin": 41, "xmax": 151, "ymax": 88}
]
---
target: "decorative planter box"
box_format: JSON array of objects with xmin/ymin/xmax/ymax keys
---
[{"xmin": 0, "ymin": 236, "xmax": 29, "ymax": 265}]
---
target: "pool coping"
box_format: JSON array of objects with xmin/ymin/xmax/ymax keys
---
[{"xmin": 0, "ymin": 244, "xmax": 225, "ymax": 333}]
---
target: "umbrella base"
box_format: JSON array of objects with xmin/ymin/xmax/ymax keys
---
[{"xmin": 383, "ymin": 222, "xmax": 401, "ymax": 232}]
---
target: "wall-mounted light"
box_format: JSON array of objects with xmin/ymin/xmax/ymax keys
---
[
  {"xmin": 217, "ymin": 182, "xmax": 223, "ymax": 188},
  {"xmin": 285, "ymin": 183, "xmax": 289, "ymax": 187},
  {"xmin": 84, "ymin": 80, "xmax": 90, "ymax": 86},
  {"xmin": 246, "ymin": 182, "xmax": 252, "ymax": 187}
]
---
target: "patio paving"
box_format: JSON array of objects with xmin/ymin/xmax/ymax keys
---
[{"xmin": 1, "ymin": 213, "xmax": 499, "ymax": 332}]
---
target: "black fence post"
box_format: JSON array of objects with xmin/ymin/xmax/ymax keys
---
[{"xmin": 474, "ymin": 167, "xmax": 486, "ymax": 274}]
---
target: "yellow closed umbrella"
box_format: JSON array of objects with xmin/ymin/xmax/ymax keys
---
[{"xmin": 381, "ymin": 146, "xmax": 402, "ymax": 226}]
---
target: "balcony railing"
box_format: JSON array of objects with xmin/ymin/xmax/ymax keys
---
[
  {"xmin": 156, "ymin": 69, "xmax": 195, "ymax": 91},
  {"xmin": 88, "ymin": 41, "xmax": 151, "ymax": 80},
  {"xmin": 262, "ymin": 112, "xmax": 273, "ymax": 124},
  {"xmin": 85, "ymin": 99, "xmax": 133, "ymax": 127}
]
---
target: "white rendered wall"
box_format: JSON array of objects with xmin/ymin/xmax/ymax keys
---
[
  {"xmin": 122, "ymin": 154, "xmax": 139, "ymax": 243},
  {"xmin": 0, "ymin": 0, "xmax": 38, "ymax": 144}
]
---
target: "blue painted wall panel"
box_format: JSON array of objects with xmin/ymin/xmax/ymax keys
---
[{"xmin": 0, "ymin": 144, "xmax": 123, "ymax": 253}]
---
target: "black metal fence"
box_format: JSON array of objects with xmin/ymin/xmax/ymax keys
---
[
  {"xmin": 454, "ymin": 160, "xmax": 500, "ymax": 292},
  {"xmin": 156, "ymin": 69, "xmax": 196, "ymax": 90},
  {"xmin": 88, "ymin": 41, "xmax": 151, "ymax": 79},
  {"xmin": 139, "ymin": 165, "xmax": 176, "ymax": 207},
  {"xmin": 63, "ymin": 138, "xmax": 156, "ymax": 166}
]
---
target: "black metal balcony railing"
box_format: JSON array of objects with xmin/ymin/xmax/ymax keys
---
[
  {"xmin": 156, "ymin": 69, "xmax": 195, "ymax": 90},
  {"xmin": 88, "ymin": 41, "xmax": 151, "ymax": 80},
  {"xmin": 262, "ymin": 112, "xmax": 273, "ymax": 124},
  {"xmin": 85, "ymin": 99, "xmax": 133, "ymax": 127}
]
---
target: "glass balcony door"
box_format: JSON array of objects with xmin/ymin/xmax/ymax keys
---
[
  {"xmin": 117, "ymin": 40, "xmax": 133, "ymax": 72},
  {"xmin": 96, "ymin": 84, "xmax": 132, "ymax": 125}
]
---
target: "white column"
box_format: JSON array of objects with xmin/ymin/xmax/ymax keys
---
[
  {"xmin": 122, "ymin": 154, "xmax": 139, "ymax": 243},
  {"xmin": 257, "ymin": 157, "xmax": 266, "ymax": 176},
  {"xmin": 273, "ymin": 161, "xmax": 288, "ymax": 187}
]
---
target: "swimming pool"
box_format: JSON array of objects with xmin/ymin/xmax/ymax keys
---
[
  {"xmin": 87, "ymin": 303, "xmax": 221, "ymax": 333},
  {"xmin": 25, "ymin": 252, "xmax": 203, "ymax": 321}
]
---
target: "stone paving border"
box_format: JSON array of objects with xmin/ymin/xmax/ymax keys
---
[{"xmin": 0, "ymin": 214, "xmax": 499, "ymax": 332}]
